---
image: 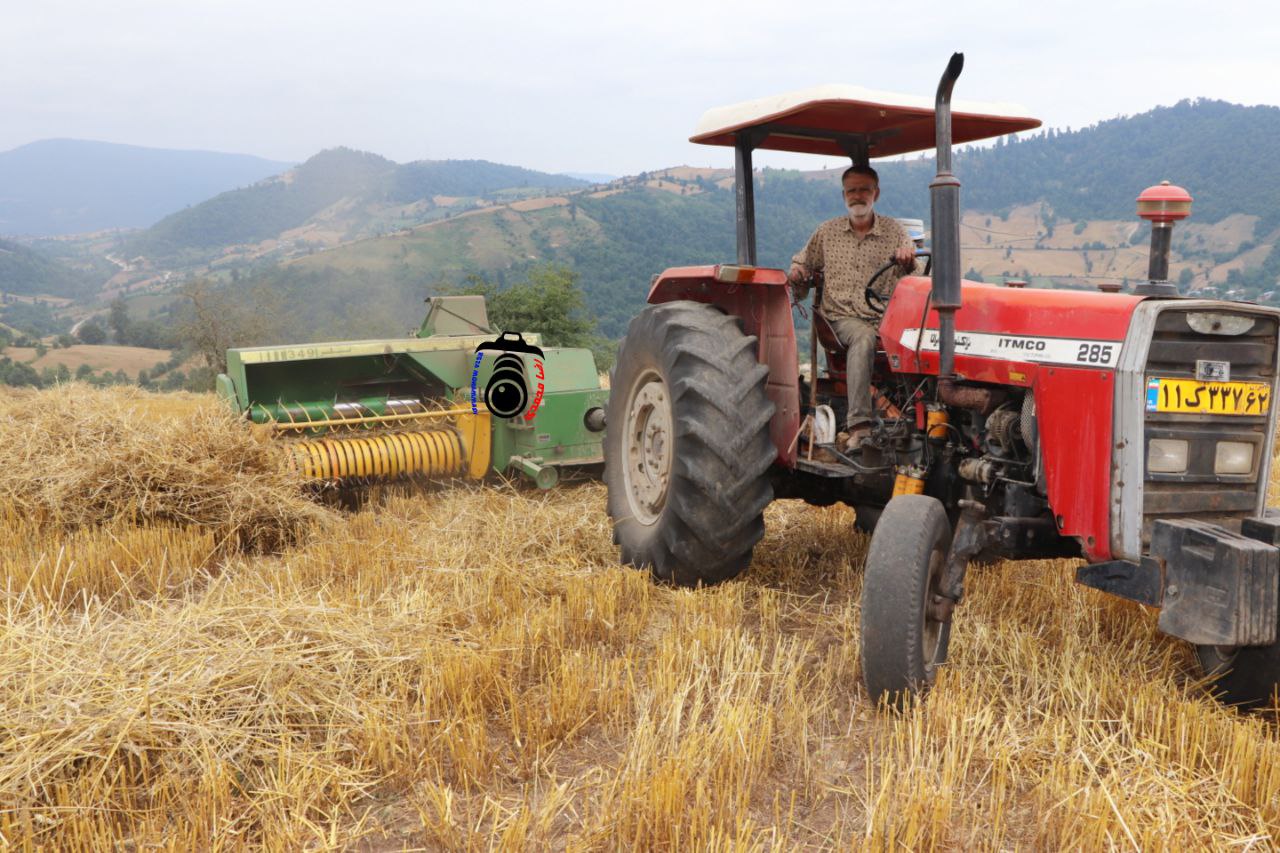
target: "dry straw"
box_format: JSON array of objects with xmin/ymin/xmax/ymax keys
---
[
  {"xmin": 0, "ymin": 386, "xmax": 1278, "ymax": 849},
  {"xmin": 0, "ymin": 384, "xmax": 332, "ymax": 554}
]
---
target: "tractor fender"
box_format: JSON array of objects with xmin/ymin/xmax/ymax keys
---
[{"xmin": 647, "ymin": 265, "xmax": 800, "ymax": 467}]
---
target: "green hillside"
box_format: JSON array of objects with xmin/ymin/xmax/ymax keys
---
[
  {"xmin": 194, "ymin": 101, "xmax": 1280, "ymax": 346},
  {"xmin": 264, "ymin": 170, "xmax": 915, "ymax": 340},
  {"xmin": 0, "ymin": 238, "xmax": 99, "ymax": 299},
  {"xmin": 127, "ymin": 149, "xmax": 588, "ymax": 262}
]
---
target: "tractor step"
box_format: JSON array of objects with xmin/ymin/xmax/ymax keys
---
[{"xmin": 794, "ymin": 453, "xmax": 859, "ymax": 478}]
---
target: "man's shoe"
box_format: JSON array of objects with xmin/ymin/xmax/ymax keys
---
[
  {"xmin": 811, "ymin": 446, "xmax": 840, "ymax": 464},
  {"xmin": 843, "ymin": 425, "xmax": 873, "ymax": 454}
]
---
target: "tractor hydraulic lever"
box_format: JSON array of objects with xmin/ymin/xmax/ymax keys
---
[
  {"xmin": 801, "ymin": 272, "xmax": 826, "ymax": 457},
  {"xmin": 809, "ymin": 273, "xmax": 824, "ymax": 417}
]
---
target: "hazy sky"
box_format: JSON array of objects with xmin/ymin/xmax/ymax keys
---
[{"xmin": 4, "ymin": 0, "xmax": 1277, "ymax": 176}]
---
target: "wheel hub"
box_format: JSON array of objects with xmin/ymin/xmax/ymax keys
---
[{"xmin": 623, "ymin": 372, "xmax": 673, "ymax": 525}]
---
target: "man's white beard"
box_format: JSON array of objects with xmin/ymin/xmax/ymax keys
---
[{"xmin": 848, "ymin": 202, "xmax": 873, "ymax": 221}]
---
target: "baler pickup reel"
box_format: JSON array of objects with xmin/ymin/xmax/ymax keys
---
[{"xmin": 216, "ymin": 295, "xmax": 607, "ymax": 492}]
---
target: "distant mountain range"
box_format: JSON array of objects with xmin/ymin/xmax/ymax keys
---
[
  {"xmin": 3, "ymin": 99, "xmax": 1280, "ymax": 349},
  {"xmin": 0, "ymin": 139, "xmax": 293, "ymax": 236}
]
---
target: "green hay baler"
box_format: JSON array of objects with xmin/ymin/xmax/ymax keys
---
[{"xmin": 215, "ymin": 295, "xmax": 606, "ymax": 489}]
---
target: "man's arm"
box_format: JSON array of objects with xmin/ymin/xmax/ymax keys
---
[
  {"xmin": 870, "ymin": 229, "xmax": 920, "ymax": 303},
  {"xmin": 789, "ymin": 226, "xmax": 825, "ymax": 297}
]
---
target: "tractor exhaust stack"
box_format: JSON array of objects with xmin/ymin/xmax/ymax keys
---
[{"xmin": 930, "ymin": 52, "xmax": 964, "ymax": 381}]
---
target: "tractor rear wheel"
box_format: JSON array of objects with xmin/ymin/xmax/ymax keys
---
[
  {"xmin": 604, "ymin": 301, "xmax": 775, "ymax": 586},
  {"xmin": 860, "ymin": 494, "xmax": 953, "ymax": 706},
  {"xmin": 1196, "ymin": 642, "xmax": 1280, "ymax": 709}
]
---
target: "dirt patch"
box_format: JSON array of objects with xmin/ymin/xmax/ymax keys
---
[
  {"xmin": 509, "ymin": 196, "xmax": 569, "ymax": 213},
  {"xmin": 4, "ymin": 344, "xmax": 174, "ymax": 378},
  {"xmin": 1209, "ymin": 240, "xmax": 1275, "ymax": 283}
]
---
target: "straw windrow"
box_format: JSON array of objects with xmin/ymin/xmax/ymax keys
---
[{"xmin": 0, "ymin": 385, "xmax": 333, "ymax": 555}]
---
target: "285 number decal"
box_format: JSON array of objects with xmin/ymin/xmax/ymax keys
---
[{"xmin": 1076, "ymin": 343, "xmax": 1114, "ymax": 364}]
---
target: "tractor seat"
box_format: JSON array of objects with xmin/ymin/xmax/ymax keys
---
[
  {"xmin": 812, "ymin": 309, "xmax": 893, "ymax": 383},
  {"xmin": 813, "ymin": 309, "xmax": 843, "ymax": 352}
]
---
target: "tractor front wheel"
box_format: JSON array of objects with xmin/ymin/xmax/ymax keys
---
[
  {"xmin": 860, "ymin": 494, "xmax": 953, "ymax": 706},
  {"xmin": 1196, "ymin": 642, "xmax": 1280, "ymax": 708},
  {"xmin": 604, "ymin": 301, "xmax": 775, "ymax": 586}
]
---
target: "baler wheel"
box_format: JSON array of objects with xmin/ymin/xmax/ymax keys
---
[
  {"xmin": 860, "ymin": 494, "xmax": 953, "ymax": 707},
  {"xmin": 605, "ymin": 301, "xmax": 775, "ymax": 586},
  {"xmin": 1196, "ymin": 642, "xmax": 1280, "ymax": 709}
]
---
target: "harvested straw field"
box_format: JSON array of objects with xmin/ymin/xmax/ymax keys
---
[{"xmin": 1, "ymin": 384, "xmax": 1278, "ymax": 849}]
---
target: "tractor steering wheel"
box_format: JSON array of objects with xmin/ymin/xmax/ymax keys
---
[{"xmin": 863, "ymin": 250, "xmax": 931, "ymax": 314}]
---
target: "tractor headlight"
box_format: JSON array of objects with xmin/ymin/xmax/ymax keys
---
[
  {"xmin": 1214, "ymin": 441, "xmax": 1254, "ymax": 475},
  {"xmin": 1148, "ymin": 439, "xmax": 1189, "ymax": 473}
]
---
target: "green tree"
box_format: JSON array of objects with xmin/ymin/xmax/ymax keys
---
[
  {"xmin": 109, "ymin": 298, "xmax": 131, "ymax": 344},
  {"xmin": 447, "ymin": 265, "xmax": 613, "ymax": 368},
  {"xmin": 178, "ymin": 278, "xmax": 283, "ymax": 377},
  {"xmin": 76, "ymin": 320, "xmax": 106, "ymax": 345}
]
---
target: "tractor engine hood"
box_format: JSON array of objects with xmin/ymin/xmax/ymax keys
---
[
  {"xmin": 881, "ymin": 275, "xmax": 1147, "ymax": 564},
  {"xmin": 880, "ymin": 276, "xmax": 1145, "ymax": 386}
]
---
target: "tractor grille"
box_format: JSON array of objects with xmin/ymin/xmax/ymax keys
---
[{"xmin": 1141, "ymin": 308, "xmax": 1278, "ymax": 545}]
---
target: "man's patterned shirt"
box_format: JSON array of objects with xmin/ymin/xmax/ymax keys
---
[{"xmin": 792, "ymin": 213, "xmax": 916, "ymax": 322}]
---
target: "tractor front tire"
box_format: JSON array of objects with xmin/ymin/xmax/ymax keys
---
[
  {"xmin": 1196, "ymin": 642, "xmax": 1280, "ymax": 709},
  {"xmin": 860, "ymin": 494, "xmax": 953, "ymax": 706},
  {"xmin": 604, "ymin": 301, "xmax": 775, "ymax": 586}
]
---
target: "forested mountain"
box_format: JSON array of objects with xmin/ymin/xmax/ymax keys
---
[
  {"xmin": 386, "ymin": 160, "xmax": 586, "ymax": 202},
  {"xmin": 126, "ymin": 149, "xmax": 588, "ymax": 260},
  {"xmin": 876, "ymin": 99, "xmax": 1280, "ymax": 228},
  {"xmin": 0, "ymin": 140, "xmax": 291, "ymax": 236},
  {"xmin": 128, "ymin": 149, "xmax": 397, "ymax": 257}
]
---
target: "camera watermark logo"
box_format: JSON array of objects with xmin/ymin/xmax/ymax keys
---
[{"xmin": 470, "ymin": 332, "xmax": 546, "ymax": 421}]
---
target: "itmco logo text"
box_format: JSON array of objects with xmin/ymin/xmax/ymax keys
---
[{"xmin": 469, "ymin": 332, "xmax": 546, "ymax": 421}]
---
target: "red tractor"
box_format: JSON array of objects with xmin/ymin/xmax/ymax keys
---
[{"xmin": 603, "ymin": 54, "xmax": 1280, "ymax": 707}]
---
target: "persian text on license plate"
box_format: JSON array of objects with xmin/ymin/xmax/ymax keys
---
[{"xmin": 1145, "ymin": 378, "xmax": 1272, "ymax": 416}]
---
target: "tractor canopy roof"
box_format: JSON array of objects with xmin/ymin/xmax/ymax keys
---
[{"xmin": 690, "ymin": 84, "xmax": 1041, "ymax": 158}]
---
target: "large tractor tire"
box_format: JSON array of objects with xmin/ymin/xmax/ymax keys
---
[
  {"xmin": 1196, "ymin": 642, "xmax": 1280, "ymax": 709},
  {"xmin": 604, "ymin": 301, "xmax": 775, "ymax": 586},
  {"xmin": 860, "ymin": 494, "xmax": 953, "ymax": 706}
]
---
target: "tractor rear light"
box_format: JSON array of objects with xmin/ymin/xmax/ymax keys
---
[
  {"xmin": 1148, "ymin": 439, "xmax": 1189, "ymax": 473},
  {"xmin": 714, "ymin": 265, "xmax": 756, "ymax": 283},
  {"xmin": 1214, "ymin": 441, "xmax": 1255, "ymax": 475}
]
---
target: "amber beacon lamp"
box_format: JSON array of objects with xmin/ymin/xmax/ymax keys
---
[{"xmin": 1135, "ymin": 180, "xmax": 1193, "ymax": 295}]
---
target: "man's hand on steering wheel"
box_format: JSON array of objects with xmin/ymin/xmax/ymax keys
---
[{"xmin": 864, "ymin": 250, "xmax": 915, "ymax": 314}]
